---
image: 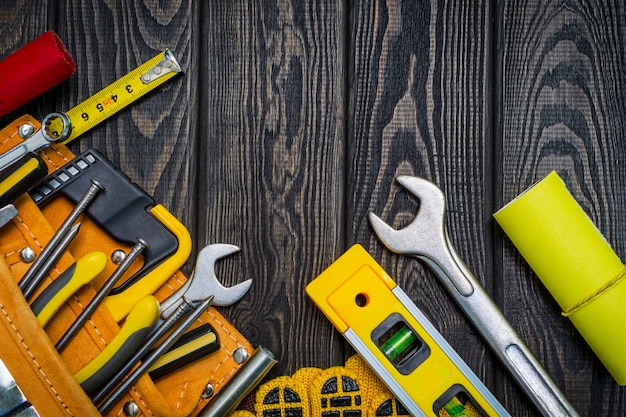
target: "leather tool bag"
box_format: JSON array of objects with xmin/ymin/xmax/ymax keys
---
[{"xmin": 0, "ymin": 115, "xmax": 253, "ymax": 416}]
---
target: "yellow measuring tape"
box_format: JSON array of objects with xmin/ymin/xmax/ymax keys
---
[{"xmin": 49, "ymin": 49, "xmax": 181, "ymax": 143}]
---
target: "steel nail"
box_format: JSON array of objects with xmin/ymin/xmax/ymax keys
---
[
  {"xmin": 20, "ymin": 179, "xmax": 104, "ymax": 299},
  {"xmin": 55, "ymin": 238, "xmax": 149, "ymax": 352}
]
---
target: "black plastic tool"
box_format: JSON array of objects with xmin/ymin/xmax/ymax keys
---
[{"xmin": 29, "ymin": 149, "xmax": 179, "ymax": 294}]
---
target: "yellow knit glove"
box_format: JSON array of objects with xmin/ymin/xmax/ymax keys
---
[
  {"xmin": 232, "ymin": 354, "xmax": 485, "ymax": 417},
  {"xmin": 232, "ymin": 355, "xmax": 404, "ymax": 417}
]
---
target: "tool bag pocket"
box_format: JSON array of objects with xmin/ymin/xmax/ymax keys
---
[{"xmin": 0, "ymin": 115, "xmax": 253, "ymax": 417}]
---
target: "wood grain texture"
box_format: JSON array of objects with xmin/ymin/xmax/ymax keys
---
[
  {"xmin": 497, "ymin": 1, "xmax": 626, "ymax": 415},
  {"xmin": 196, "ymin": 1, "xmax": 347, "ymax": 376},
  {"xmin": 54, "ymin": 0, "xmax": 196, "ymax": 224},
  {"xmin": 2, "ymin": 1, "xmax": 626, "ymax": 415},
  {"xmin": 347, "ymin": 0, "xmax": 513, "ymax": 409}
]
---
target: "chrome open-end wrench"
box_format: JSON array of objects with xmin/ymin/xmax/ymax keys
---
[
  {"xmin": 368, "ymin": 175, "xmax": 579, "ymax": 417},
  {"xmin": 157, "ymin": 243, "xmax": 252, "ymax": 327},
  {"xmin": 0, "ymin": 112, "xmax": 71, "ymax": 172},
  {"xmin": 92, "ymin": 243, "xmax": 252, "ymax": 409}
]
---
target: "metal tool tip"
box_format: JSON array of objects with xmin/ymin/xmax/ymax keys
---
[
  {"xmin": 368, "ymin": 211, "xmax": 395, "ymax": 234},
  {"xmin": 213, "ymin": 279, "xmax": 252, "ymax": 307}
]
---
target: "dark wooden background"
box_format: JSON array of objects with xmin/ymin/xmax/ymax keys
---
[{"xmin": 2, "ymin": 1, "xmax": 626, "ymax": 416}]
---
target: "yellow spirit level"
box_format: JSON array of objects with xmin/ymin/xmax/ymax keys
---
[{"xmin": 306, "ymin": 244, "xmax": 511, "ymax": 417}]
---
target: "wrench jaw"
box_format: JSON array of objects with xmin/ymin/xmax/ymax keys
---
[
  {"xmin": 193, "ymin": 243, "xmax": 252, "ymax": 306},
  {"xmin": 368, "ymin": 175, "xmax": 449, "ymax": 259},
  {"xmin": 193, "ymin": 243, "xmax": 242, "ymax": 280},
  {"xmin": 368, "ymin": 175, "xmax": 476, "ymax": 296},
  {"xmin": 159, "ymin": 243, "xmax": 252, "ymax": 320}
]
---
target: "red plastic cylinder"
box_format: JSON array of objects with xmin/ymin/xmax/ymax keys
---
[{"xmin": 0, "ymin": 31, "xmax": 75, "ymax": 117}]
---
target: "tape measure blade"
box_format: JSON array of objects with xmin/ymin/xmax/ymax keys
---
[{"xmin": 62, "ymin": 49, "xmax": 182, "ymax": 144}]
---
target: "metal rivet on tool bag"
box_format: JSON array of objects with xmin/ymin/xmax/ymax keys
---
[
  {"xmin": 111, "ymin": 249, "xmax": 127, "ymax": 265},
  {"xmin": 122, "ymin": 401, "xmax": 140, "ymax": 417},
  {"xmin": 201, "ymin": 384, "xmax": 214, "ymax": 399},
  {"xmin": 233, "ymin": 347, "xmax": 249, "ymax": 364},
  {"xmin": 18, "ymin": 123, "xmax": 35, "ymax": 138},
  {"xmin": 19, "ymin": 247, "xmax": 36, "ymax": 263}
]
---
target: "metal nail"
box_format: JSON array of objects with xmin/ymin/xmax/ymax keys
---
[
  {"xmin": 19, "ymin": 179, "xmax": 104, "ymax": 299},
  {"xmin": 56, "ymin": 238, "xmax": 148, "ymax": 352}
]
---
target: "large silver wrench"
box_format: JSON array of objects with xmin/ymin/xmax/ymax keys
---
[
  {"xmin": 368, "ymin": 175, "xmax": 579, "ymax": 417},
  {"xmin": 0, "ymin": 112, "xmax": 71, "ymax": 172}
]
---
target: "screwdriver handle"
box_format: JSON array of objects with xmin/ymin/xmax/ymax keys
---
[
  {"xmin": 30, "ymin": 251, "xmax": 108, "ymax": 327},
  {"xmin": 0, "ymin": 152, "xmax": 48, "ymax": 207},
  {"xmin": 75, "ymin": 295, "xmax": 159, "ymax": 395},
  {"xmin": 147, "ymin": 323, "xmax": 220, "ymax": 381}
]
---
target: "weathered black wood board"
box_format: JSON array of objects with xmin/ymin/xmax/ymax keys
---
[{"xmin": 1, "ymin": 1, "xmax": 625, "ymax": 415}]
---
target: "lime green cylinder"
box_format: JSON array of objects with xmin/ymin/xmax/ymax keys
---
[{"xmin": 494, "ymin": 171, "xmax": 626, "ymax": 385}]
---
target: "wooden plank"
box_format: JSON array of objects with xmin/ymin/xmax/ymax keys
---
[
  {"xmin": 52, "ymin": 0, "xmax": 197, "ymax": 225},
  {"xmin": 196, "ymin": 1, "xmax": 347, "ymax": 376},
  {"xmin": 497, "ymin": 2, "xmax": 626, "ymax": 416},
  {"xmin": 347, "ymin": 0, "xmax": 511, "ymax": 410}
]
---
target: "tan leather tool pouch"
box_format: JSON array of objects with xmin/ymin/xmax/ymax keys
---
[{"xmin": 0, "ymin": 115, "xmax": 253, "ymax": 417}]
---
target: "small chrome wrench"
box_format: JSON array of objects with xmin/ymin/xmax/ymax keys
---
[
  {"xmin": 91, "ymin": 243, "xmax": 252, "ymax": 406},
  {"xmin": 157, "ymin": 243, "xmax": 252, "ymax": 329},
  {"xmin": 368, "ymin": 175, "xmax": 579, "ymax": 417},
  {"xmin": 0, "ymin": 112, "xmax": 71, "ymax": 172}
]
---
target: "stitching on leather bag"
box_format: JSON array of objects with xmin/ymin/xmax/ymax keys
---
[
  {"xmin": 175, "ymin": 380, "xmax": 190, "ymax": 409},
  {"xmin": 207, "ymin": 308, "xmax": 240, "ymax": 346},
  {"xmin": 130, "ymin": 386, "xmax": 155, "ymax": 417},
  {"xmin": 0, "ymin": 302, "xmax": 75, "ymax": 416},
  {"xmin": 15, "ymin": 215, "xmax": 45, "ymax": 250},
  {"xmin": 44, "ymin": 144, "xmax": 73, "ymax": 168},
  {"xmin": 70, "ymin": 295, "xmax": 108, "ymax": 346},
  {"xmin": 0, "ymin": 127, "xmax": 18, "ymax": 146}
]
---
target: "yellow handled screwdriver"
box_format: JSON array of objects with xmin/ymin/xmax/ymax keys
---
[
  {"xmin": 147, "ymin": 323, "xmax": 220, "ymax": 381},
  {"xmin": 0, "ymin": 152, "xmax": 48, "ymax": 207},
  {"xmin": 0, "ymin": 152, "xmax": 48, "ymax": 228}
]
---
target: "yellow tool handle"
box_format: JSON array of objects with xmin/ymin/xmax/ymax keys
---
[
  {"xmin": 147, "ymin": 323, "xmax": 219, "ymax": 381},
  {"xmin": 47, "ymin": 49, "xmax": 181, "ymax": 145},
  {"xmin": 0, "ymin": 152, "xmax": 48, "ymax": 207},
  {"xmin": 75, "ymin": 295, "xmax": 159, "ymax": 395},
  {"xmin": 104, "ymin": 204, "xmax": 192, "ymax": 322},
  {"xmin": 31, "ymin": 251, "xmax": 108, "ymax": 327}
]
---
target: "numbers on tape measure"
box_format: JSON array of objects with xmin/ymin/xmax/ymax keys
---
[
  {"xmin": 81, "ymin": 92, "xmax": 124, "ymax": 121},
  {"xmin": 58, "ymin": 50, "xmax": 181, "ymax": 144},
  {"xmin": 70, "ymin": 79, "xmax": 143, "ymax": 134}
]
